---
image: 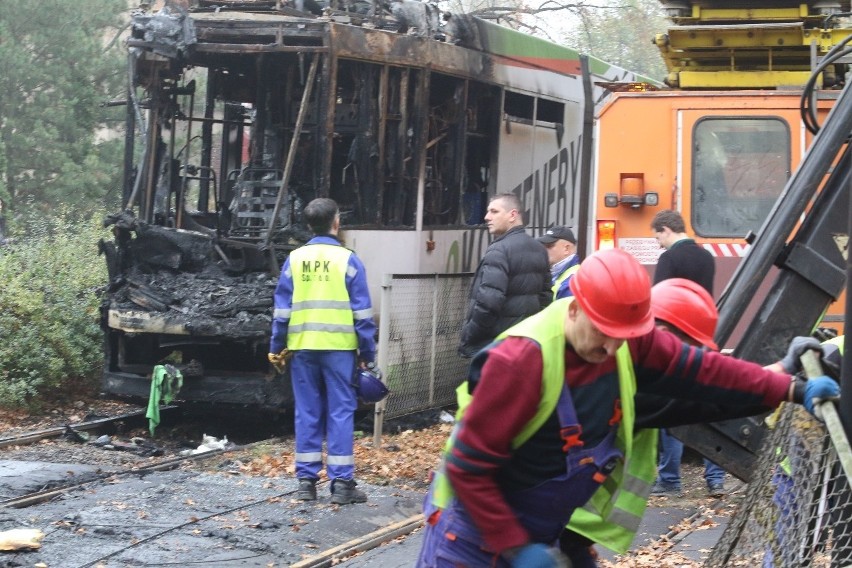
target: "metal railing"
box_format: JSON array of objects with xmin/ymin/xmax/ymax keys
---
[
  {"xmin": 706, "ymin": 401, "xmax": 852, "ymax": 567},
  {"xmin": 373, "ymin": 272, "xmax": 472, "ymax": 442}
]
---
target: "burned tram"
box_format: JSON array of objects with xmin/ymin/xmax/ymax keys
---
[{"xmin": 100, "ymin": 0, "xmax": 645, "ymax": 410}]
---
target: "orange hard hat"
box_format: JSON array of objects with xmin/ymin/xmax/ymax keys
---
[
  {"xmin": 568, "ymin": 249, "xmax": 654, "ymax": 338},
  {"xmin": 651, "ymin": 278, "xmax": 719, "ymax": 350}
]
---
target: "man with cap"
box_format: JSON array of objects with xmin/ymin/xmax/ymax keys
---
[
  {"xmin": 416, "ymin": 249, "xmax": 838, "ymax": 568},
  {"xmin": 537, "ymin": 225, "xmax": 580, "ymax": 300}
]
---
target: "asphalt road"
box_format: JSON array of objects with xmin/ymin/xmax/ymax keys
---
[
  {"xmin": 0, "ymin": 463, "xmax": 422, "ymax": 567},
  {"xmin": 0, "ymin": 459, "xmax": 730, "ymax": 567}
]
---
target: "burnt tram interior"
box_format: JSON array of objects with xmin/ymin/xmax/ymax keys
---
[{"xmin": 101, "ymin": 1, "xmax": 513, "ymax": 409}]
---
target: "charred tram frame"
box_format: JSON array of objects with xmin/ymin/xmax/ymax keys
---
[{"xmin": 101, "ymin": 2, "xmax": 626, "ymax": 410}]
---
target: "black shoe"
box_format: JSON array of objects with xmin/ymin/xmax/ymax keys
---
[
  {"xmin": 707, "ymin": 482, "xmax": 726, "ymax": 498},
  {"xmin": 330, "ymin": 479, "xmax": 367, "ymax": 505},
  {"xmin": 296, "ymin": 478, "xmax": 317, "ymax": 501},
  {"xmin": 650, "ymin": 482, "xmax": 683, "ymax": 497}
]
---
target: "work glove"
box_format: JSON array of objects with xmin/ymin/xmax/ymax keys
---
[
  {"xmin": 779, "ymin": 336, "xmax": 822, "ymax": 374},
  {"xmin": 267, "ymin": 349, "xmax": 291, "ymax": 374},
  {"xmin": 800, "ymin": 375, "xmax": 840, "ymax": 416},
  {"xmin": 508, "ymin": 543, "xmax": 569, "ymax": 568}
]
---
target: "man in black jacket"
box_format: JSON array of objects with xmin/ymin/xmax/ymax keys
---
[
  {"xmin": 650, "ymin": 209, "xmax": 725, "ymax": 497},
  {"xmin": 651, "ymin": 209, "xmax": 715, "ymax": 292},
  {"xmin": 458, "ymin": 193, "xmax": 551, "ymax": 358}
]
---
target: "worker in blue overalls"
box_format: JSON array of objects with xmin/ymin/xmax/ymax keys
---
[{"xmin": 269, "ymin": 198, "xmax": 377, "ymax": 505}]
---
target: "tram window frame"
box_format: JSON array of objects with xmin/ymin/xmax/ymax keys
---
[
  {"xmin": 536, "ymin": 98, "xmax": 564, "ymax": 126},
  {"xmin": 691, "ymin": 116, "xmax": 791, "ymax": 239},
  {"xmin": 504, "ymin": 91, "xmax": 535, "ymax": 125}
]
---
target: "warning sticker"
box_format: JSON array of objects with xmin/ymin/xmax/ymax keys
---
[{"xmin": 619, "ymin": 238, "xmax": 664, "ymax": 265}]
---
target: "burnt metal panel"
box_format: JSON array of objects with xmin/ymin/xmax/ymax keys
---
[
  {"xmin": 103, "ymin": 369, "xmax": 294, "ymax": 409},
  {"xmin": 376, "ymin": 64, "xmax": 389, "ymax": 226},
  {"xmin": 317, "ymin": 48, "xmax": 337, "ymax": 197},
  {"xmin": 413, "ymin": 68, "xmax": 431, "ymax": 231},
  {"xmin": 329, "ymin": 24, "xmax": 491, "ymax": 82}
]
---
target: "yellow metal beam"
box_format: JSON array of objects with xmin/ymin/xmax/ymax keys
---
[
  {"xmin": 685, "ymin": 5, "xmax": 812, "ymax": 23},
  {"xmin": 802, "ymin": 27, "xmax": 852, "ymax": 50},
  {"xmin": 671, "ymin": 69, "xmax": 818, "ymax": 89},
  {"xmin": 667, "ymin": 23, "xmax": 805, "ymax": 49},
  {"xmin": 655, "ymin": 2, "xmax": 852, "ymax": 88},
  {"xmin": 664, "ymin": 24, "xmax": 852, "ymax": 51}
]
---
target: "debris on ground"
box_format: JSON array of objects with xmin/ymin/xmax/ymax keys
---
[
  {"xmin": 0, "ymin": 401, "xmax": 740, "ymax": 566},
  {"xmin": 0, "ymin": 528, "xmax": 44, "ymax": 551},
  {"xmin": 179, "ymin": 434, "xmax": 231, "ymax": 456},
  {"xmin": 237, "ymin": 423, "xmax": 449, "ymax": 491},
  {"xmin": 62, "ymin": 425, "xmax": 90, "ymax": 443}
]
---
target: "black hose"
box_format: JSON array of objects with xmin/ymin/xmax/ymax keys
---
[{"xmin": 800, "ymin": 35, "xmax": 852, "ymax": 135}]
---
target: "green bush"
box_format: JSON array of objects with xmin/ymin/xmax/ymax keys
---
[{"xmin": 0, "ymin": 211, "xmax": 108, "ymax": 409}]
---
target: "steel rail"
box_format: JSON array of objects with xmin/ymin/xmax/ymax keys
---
[
  {"xmin": 0, "ymin": 436, "xmax": 286, "ymax": 509},
  {"xmin": 0, "ymin": 407, "xmax": 176, "ymax": 449},
  {"xmin": 291, "ymin": 513, "xmax": 425, "ymax": 568}
]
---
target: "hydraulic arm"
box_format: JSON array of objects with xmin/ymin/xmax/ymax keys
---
[{"xmin": 671, "ymin": 79, "xmax": 852, "ymax": 481}]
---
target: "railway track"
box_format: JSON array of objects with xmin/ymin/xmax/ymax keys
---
[
  {"xmin": 67, "ymin": 475, "xmax": 424, "ymax": 568},
  {"xmin": 0, "ymin": 431, "xmax": 287, "ymax": 509},
  {"xmin": 0, "ymin": 406, "xmax": 178, "ymax": 449},
  {"xmin": 0, "ymin": 448, "xmax": 425, "ymax": 567},
  {"xmin": 0, "ymin": 409, "xmax": 435, "ymax": 565}
]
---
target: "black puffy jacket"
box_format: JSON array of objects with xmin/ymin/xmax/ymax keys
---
[{"xmin": 458, "ymin": 226, "xmax": 552, "ymax": 358}]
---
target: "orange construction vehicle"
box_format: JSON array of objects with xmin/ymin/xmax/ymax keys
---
[
  {"xmin": 600, "ymin": 1, "xmax": 852, "ymax": 480},
  {"xmin": 589, "ymin": 1, "xmax": 852, "ymax": 347}
]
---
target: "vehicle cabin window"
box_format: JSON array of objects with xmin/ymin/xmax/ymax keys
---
[
  {"xmin": 504, "ymin": 91, "xmax": 534, "ymax": 123},
  {"xmin": 691, "ymin": 117, "xmax": 790, "ymax": 238},
  {"xmin": 536, "ymin": 98, "xmax": 564, "ymax": 125},
  {"xmin": 504, "ymin": 92, "xmax": 564, "ymax": 125}
]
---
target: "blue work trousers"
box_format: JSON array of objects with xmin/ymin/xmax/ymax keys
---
[
  {"xmin": 291, "ymin": 350, "xmax": 358, "ymax": 481},
  {"xmin": 658, "ymin": 429, "xmax": 725, "ymax": 487}
]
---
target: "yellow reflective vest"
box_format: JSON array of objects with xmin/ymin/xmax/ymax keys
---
[
  {"xmin": 287, "ymin": 244, "xmax": 358, "ymax": 351},
  {"xmin": 566, "ymin": 342, "xmax": 657, "ymax": 554},
  {"xmin": 552, "ymin": 261, "xmax": 580, "ymax": 299},
  {"xmin": 431, "ymin": 299, "xmax": 572, "ymax": 509}
]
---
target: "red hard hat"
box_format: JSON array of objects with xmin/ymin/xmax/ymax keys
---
[
  {"xmin": 651, "ymin": 278, "xmax": 719, "ymax": 350},
  {"xmin": 568, "ymin": 249, "xmax": 654, "ymax": 338}
]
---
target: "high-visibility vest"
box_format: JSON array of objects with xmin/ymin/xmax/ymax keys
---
[
  {"xmin": 431, "ymin": 299, "xmax": 572, "ymax": 509},
  {"xmin": 825, "ymin": 335, "xmax": 845, "ymax": 352},
  {"xmin": 552, "ymin": 262, "xmax": 580, "ymax": 299},
  {"xmin": 566, "ymin": 342, "xmax": 657, "ymax": 554},
  {"xmin": 287, "ymin": 243, "xmax": 357, "ymax": 351}
]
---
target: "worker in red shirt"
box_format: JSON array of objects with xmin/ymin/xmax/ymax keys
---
[{"xmin": 416, "ymin": 248, "xmax": 838, "ymax": 568}]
